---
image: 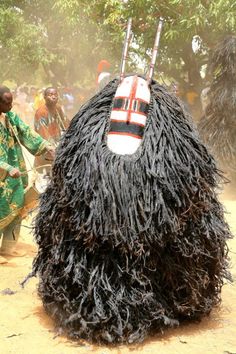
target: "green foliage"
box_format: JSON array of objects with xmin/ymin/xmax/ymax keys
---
[
  {"xmin": 0, "ymin": 0, "xmax": 235, "ymax": 88},
  {"xmin": 0, "ymin": 6, "xmax": 48, "ymax": 83}
]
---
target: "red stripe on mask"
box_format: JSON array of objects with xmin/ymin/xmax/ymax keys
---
[{"xmin": 127, "ymin": 75, "xmax": 138, "ymax": 124}]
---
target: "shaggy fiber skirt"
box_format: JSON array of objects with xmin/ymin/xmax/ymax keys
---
[{"xmin": 32, "ymin": 79, "xmax": 231, "ymax": 344}]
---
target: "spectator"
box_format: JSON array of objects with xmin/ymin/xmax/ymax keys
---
[
  {"xmin": 34, "ymin": 87, "xmax": 68, "ymax": 173},
  {"xmin": 0, "ymin": 85, "xmax": 54, "ymax": 263}
]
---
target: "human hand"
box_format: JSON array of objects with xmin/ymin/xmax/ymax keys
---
[
  {"xmin": 9, "ymin": 168, "xmax": 21, "ymax": 178},
  {"xmin": 44, "ymin": 145, "xmax": 55, "ymax": 161}
]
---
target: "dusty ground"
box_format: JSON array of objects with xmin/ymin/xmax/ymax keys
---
[{"xmin": 0, "ymin": 195, "xmax": 236, "ymax": 354}]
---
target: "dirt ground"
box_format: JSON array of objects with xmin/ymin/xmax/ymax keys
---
[{"xmin": 1, "ymin": 194, "xmax": 236, "ymax": 354}]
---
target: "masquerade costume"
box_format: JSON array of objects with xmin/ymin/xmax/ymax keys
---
[{"xmin": 32, "ymin": 20, "xmax": 231, "ymax": 344}]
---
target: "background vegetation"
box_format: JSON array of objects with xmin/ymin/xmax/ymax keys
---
[{"xmin": 0, "ymin": 0, "xmax": 235, "ymax": 91}]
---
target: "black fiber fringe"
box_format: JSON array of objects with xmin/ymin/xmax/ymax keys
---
[
  {"xmin": 199, "ymin": 35, "xmax": 236, "ymax": 176},
  {"xmin": 33, "ymin": 78, "xmax": 231, "ymax": 344}
]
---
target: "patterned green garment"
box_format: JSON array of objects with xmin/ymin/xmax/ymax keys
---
[{"xmin": 0, "ymin": 111, "xmax": 48, "ymax": 230}]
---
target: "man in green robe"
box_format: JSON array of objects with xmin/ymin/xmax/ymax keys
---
[{"xmin": 0, "ymin": 86, "xmax": 54, "ymax": 264}]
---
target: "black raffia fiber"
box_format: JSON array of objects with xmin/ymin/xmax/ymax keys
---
[
  {"xmin": 199, "ymin": 35, "xmax": 236, "ymax": 178},
  {"xmin": 32, "ymin": 78, "xmax": 232, "ymax": 344}
]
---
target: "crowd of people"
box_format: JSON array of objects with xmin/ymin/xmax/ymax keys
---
[
  {"xmin": 11, "ymin": 85, "xmax": 93, "ymax": 128},
  {"xmin": 0, "ymin": 79, "xmax": 102, "ymax": 264},
  {"xmin": 0, "ymin": 83, "xmax": 85, "ymax": 263}
]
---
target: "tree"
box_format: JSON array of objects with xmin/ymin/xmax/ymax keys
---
[
  {"xmin": 0, "ymin": 0, "xmax": 235, "ymax": 89},
  {"xmin": 0, "ymin": 4, "xmax": 49, "ymax": 84}
]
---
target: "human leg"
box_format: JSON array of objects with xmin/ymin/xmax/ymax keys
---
[
  {"xmin": 0, "ymin": 216, "xmax": 26, "ymax": 257},
  {"xmin": 0, "ymin": 229, "xmax": 8, "ymax": 263}
]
